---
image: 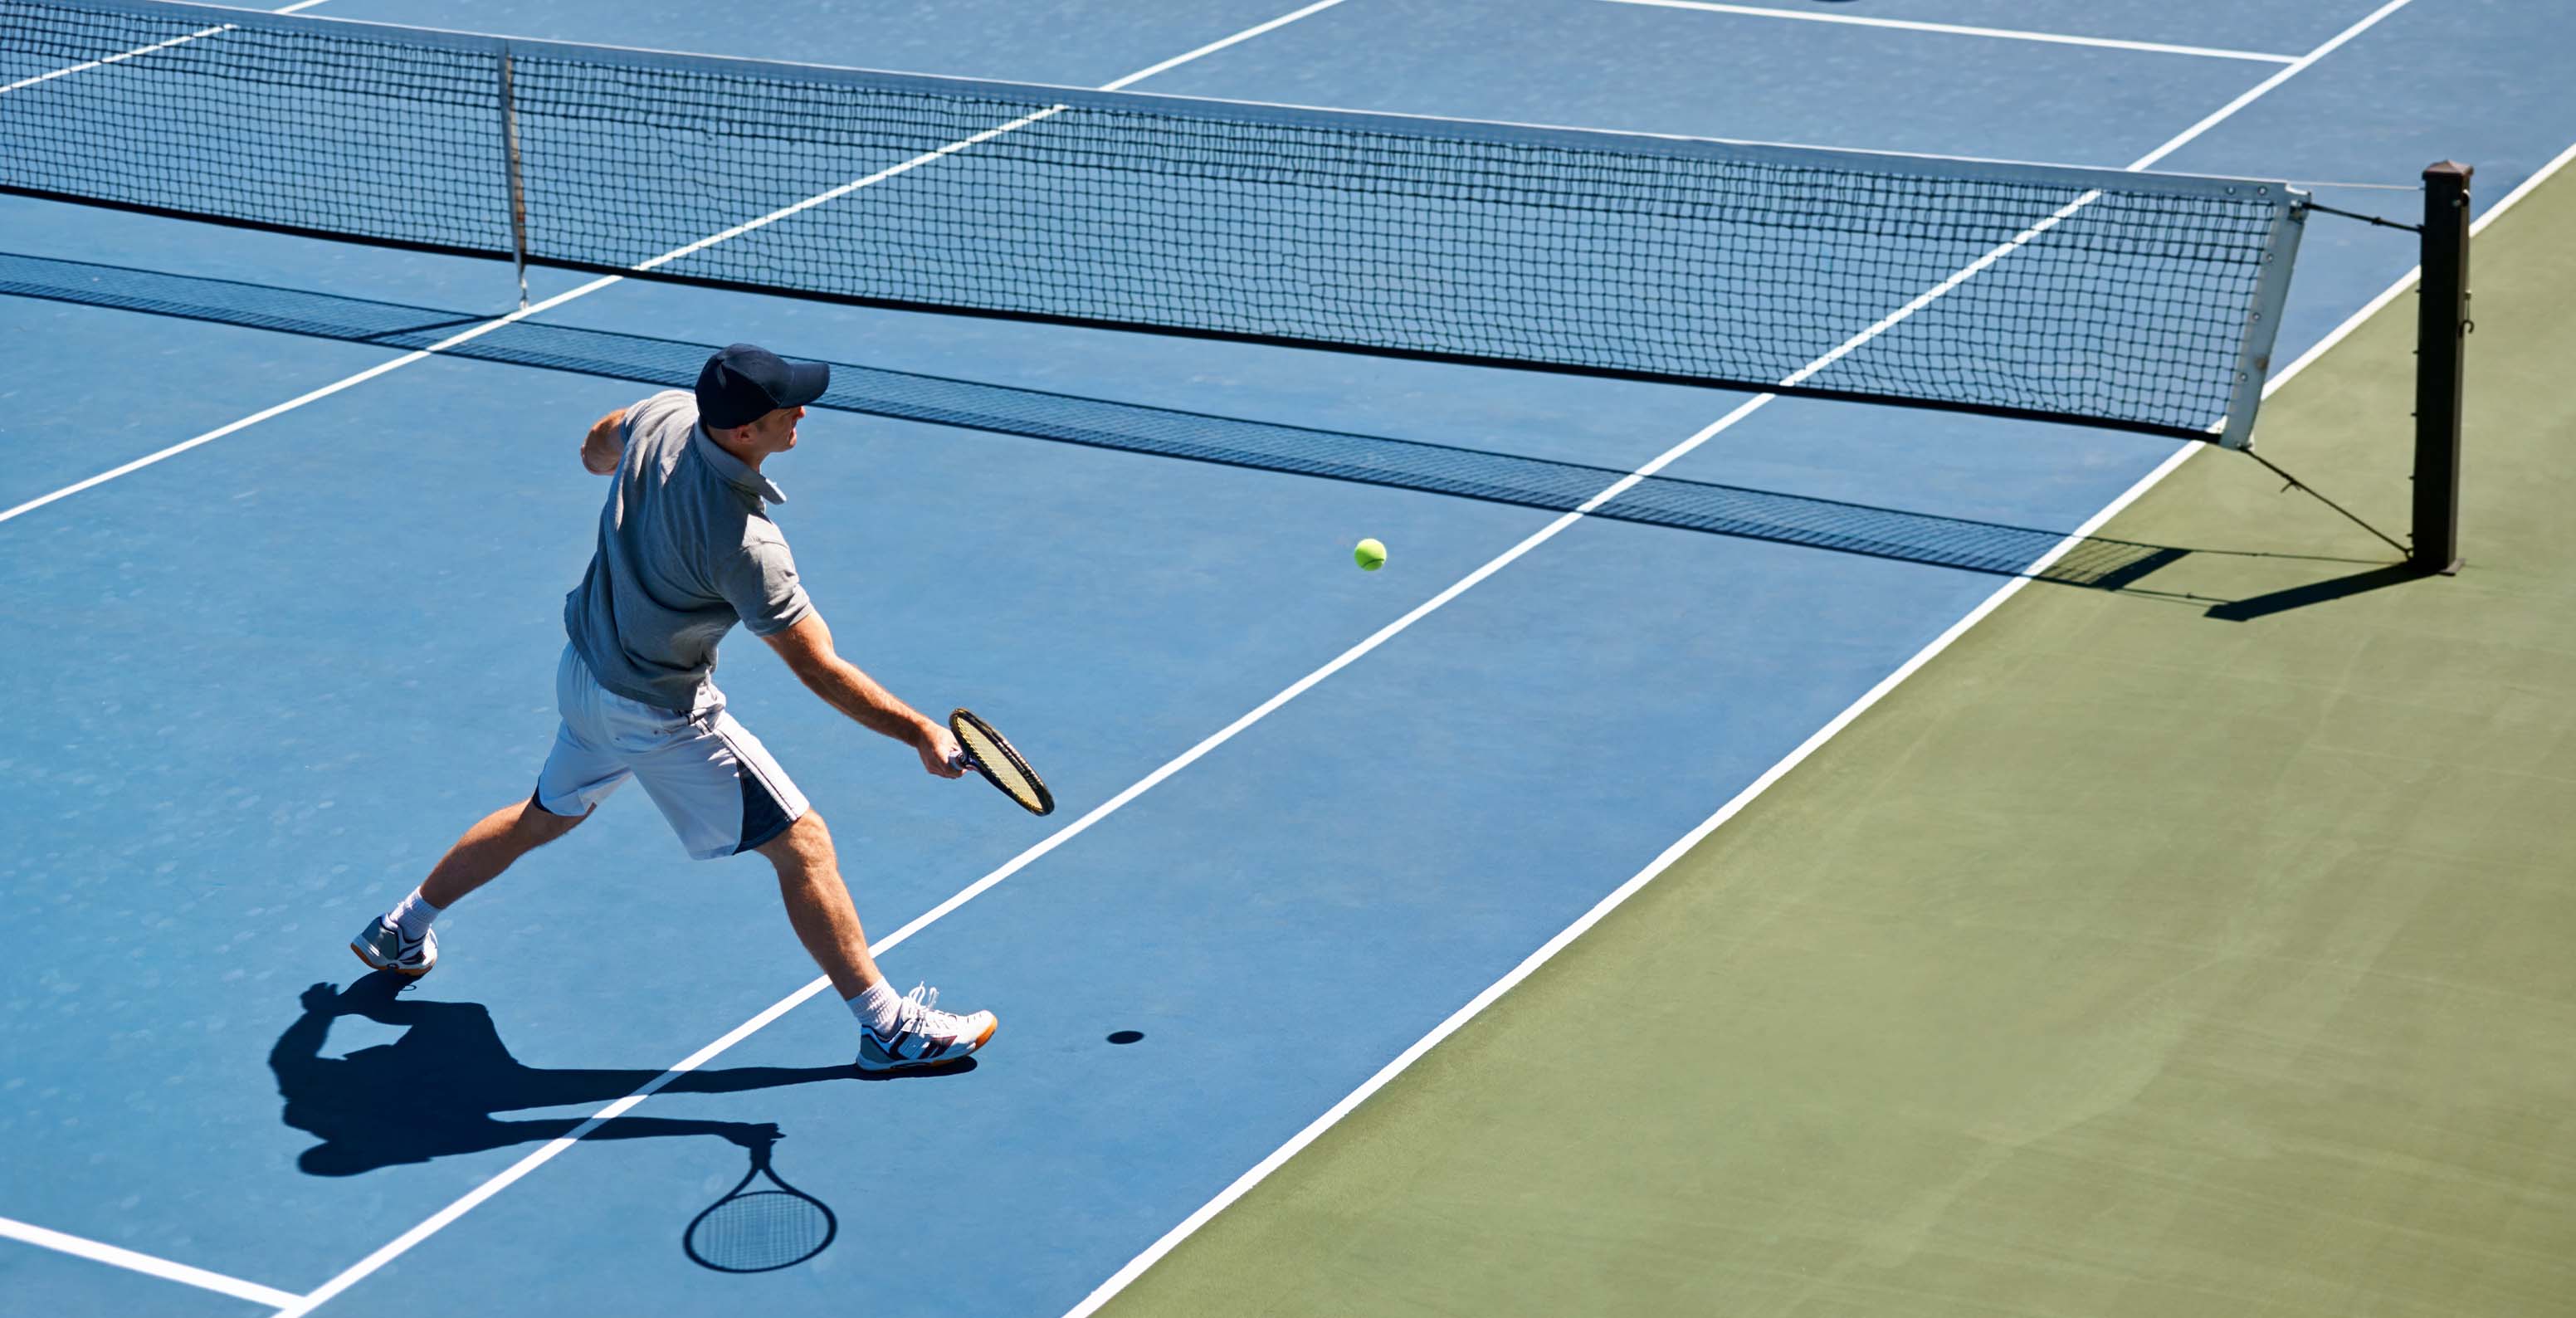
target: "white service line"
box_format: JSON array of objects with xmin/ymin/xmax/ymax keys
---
[
  {"xmin": 1100, "ymin": 0, "xmax": 1350, "ymax": 91},
  {"xmin": 0, "ymin": 1215, "xmax": 302, "ymax": 1310},
  {"xmin": 0, "ymin": 276, "xmax": 619, "ymax": 527},
  {"xmin": 0, "ymin": 22, "xmax": 230, "ymax": 93},
  {"xmin": 295, "ymin": 0, "xmax": 2435, "ymax": 1311},
  {"xmin": 1062, "ymin": 2, "xmax": 2453, "ymax": 1314},
  {"xmin": 8, "ymin": 0, "xmax": 2498, "ymax": 1307},
  {"xmin": 2266, "ymin": 134, "xmax": 2576, "ymax": 391},
  {"xmin": 275, "ymin": 91, "xmax": 2181, "ymax": 1306},
  {"xmin": 1598, "ymin": 0, "xmax": 2297, "ymax": 64},
  {"xmin": 1067, "ymin": 441, "xmax": 2208, "ymax": 1318},
  {"xmin": 0, "ymin": 0, "xmax": 330, "ymax": 96},
  {"xmin": 221, "ymin": 5, "xmax": 1354, "ymax": 1314},
  {"xmin": 0, "ymin": 0, "xmax": 1353, "ymax": 532}
]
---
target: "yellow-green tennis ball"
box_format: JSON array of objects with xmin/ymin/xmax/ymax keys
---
[{"xmin": 1354, "ymin": 538, "xmax": 1387, "ymax": 571}]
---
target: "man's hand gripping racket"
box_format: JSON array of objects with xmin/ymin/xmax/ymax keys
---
[{"xmin": 944, "ymin": 708, "xmax": 1054, "ymax": 816}]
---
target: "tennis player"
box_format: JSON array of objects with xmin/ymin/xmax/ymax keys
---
[{"xmin": 351, "ymin": 344, "xmax": 997, "ymax": 1072}]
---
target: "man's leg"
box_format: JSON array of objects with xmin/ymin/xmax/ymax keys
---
[
  {"xmin": 353, "ymin": 798, "xmax": 588, "ymax": 977},
  {"xmin": 421, "ymin": 797, "xmax": 588, "ymax": 908},
  {"xmin": 754, "ymin": 811, "xmax": 995, "ymax": 1070},
  {"xmin": 755, "ymin": 811, "xmax": 882, "ymax": 1000}
]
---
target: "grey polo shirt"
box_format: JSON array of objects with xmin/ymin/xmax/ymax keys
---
[{"xmin": 564, "ymin": 390, "xmax": 814, "ymax": 711}]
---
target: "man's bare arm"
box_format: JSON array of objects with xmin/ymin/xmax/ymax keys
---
[
  {"xmin": 761, "ymin": 613, "xmax": 964, "ymax": 779},
  {"xmin": 580, "ymin": 408, "xmax": 627, "ymax": 475}
]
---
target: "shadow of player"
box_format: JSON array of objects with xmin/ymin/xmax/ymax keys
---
[{"xmin": 271, "ymin": 974, "xmax": 951, "ymax": 1177}]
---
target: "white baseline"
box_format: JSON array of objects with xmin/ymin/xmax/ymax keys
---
[
  {"xmin": 1064, "ymin": 0, "xmax": 2452, "ymax": 1313},
  {"xmin": 1598, "ymin": 0, "xmax": 2297, "ymax": 64},
  {"xmin": 0, "ymin": 0, "xmax": 1349, "ymax": 530},
  {"xmin": 0, "ymin": 1215, "xmax": 300, "ymax": 1310},
  {"xmin": 0, "ymin": 0, "xmax": 331, "ymax": 96}
]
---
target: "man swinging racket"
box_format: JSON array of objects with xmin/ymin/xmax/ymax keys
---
[{"xmin": 351, "ymin": 344, "xmax": 997, "ymax": 1072}]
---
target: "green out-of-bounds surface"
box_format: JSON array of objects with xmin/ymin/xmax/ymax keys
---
[{"xmin": 1103, "ymin": 168, "xmax": 2576, "ymax": 1317}]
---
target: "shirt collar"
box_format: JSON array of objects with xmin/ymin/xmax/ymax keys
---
[{"xmin": 690, "ymin": 424, "xmax": 789, "ymax": 505}]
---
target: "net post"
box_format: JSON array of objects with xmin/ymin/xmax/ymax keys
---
[
  {"xmin": 497, "ymin": 46, "xmax": 531, "ymax": 310},
  {"xmin": 2412, "ymin": 160, "xmax": 2470, "ymax": 575}
]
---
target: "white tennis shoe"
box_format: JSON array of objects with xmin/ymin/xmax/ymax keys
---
[
  {"xmin": 349, "ymin": 915, "xmax": 437, "ymax": 978},
  {"xmin": 856, "ymin": 984, "xmax": 996, "ymax": 1071}
]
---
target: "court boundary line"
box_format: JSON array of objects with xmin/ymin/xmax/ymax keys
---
[
  {"xmin": 0, "ymin": 0, "xmax": 1349, "ymax": 531},
  {"xmin": 0, "ymin": 0, "xmax": 1344, "ymax": 1303},
  {"xmin": 0, "ymin": 0, "xmax": 329, "ymax": 95},
  {"xmin": 1061, "ymin": 1, "xmax": 2456, "ymax": 1311},
  {"xmin": 1597, "ymin": 0, "xmax": 2299, "ymax": 63},
  {"xmin": 0, "ymin": 1215, "xmax": 302, "ymax": 1309},
  {"xmin": 5, "ymin": 0, "xmax": 2519, "ymax": 1306},
  {"xmin": 276, "ymin": 0, "xmax": 2419, "ymax": 1310},
  {"xmin": 1065, "ymin": 139, "xmax": 2576, "ymax": 1318},
  {"xmin": 281, "ymin": 0, "xmax": 2418, "ymax": 1311}
]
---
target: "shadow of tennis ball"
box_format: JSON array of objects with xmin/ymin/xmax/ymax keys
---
[{"xmin": 1106, "ymin": 1030, "xmax": 1144, "ymax": 1045}]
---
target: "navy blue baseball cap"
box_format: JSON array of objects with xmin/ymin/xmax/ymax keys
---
[{"xmin": 695, "ymin": 344, "xmax": 831, "ymax": 430}]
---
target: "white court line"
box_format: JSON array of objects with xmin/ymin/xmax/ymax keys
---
[
  {"xmin": 311, "ymin": 0, "xmax": 2430, "ymax": 1311},
  {"xmin": 1124, "ymin": 134, "xmax": 2576, "ymax": 1318},
  {"xmin": 0, "ymin": 0, "xmax": 1346, "ymax": 528},
  {"xmin": 0, "ymin": 0, "xmax": 1334, "ymax": 1309},
  {"xmin": 0, "ymin": 22, "xmax": 230, "ymax": 92},
  {"xmin": 0, "ymin": 0, "xmax": 2483, "ymax": 1305},
  {"xmin": 272, "ymin": 41, "xmax": 2226, "ymax": 1305},
  {"xmin": 1598, "ymin": 0, "xmax": 2297, "ymax": 64},
  {"xmin": 0, "ymin": 1216, "xmax": 301, "ymax": 1310},
  {"xmin": 0, "ymin": 277, "xmax": 617, "ymax": 527},
  {"xmin": 2266, "ymin": 134, "xmax": 2576, "ymax": 394},
  {"xmin": 0, "ymin": 0, "xmax": 1349, "ymax": 532},
  {"xmin": 1063, "ymin": 2, "xmax": 2449, "ymax": 1313},
  {"xmin": 0, "ymin": 0, "xmax": 329, "ymax": 96},
  {"xmin": 627, "ymin": 0, "xmax": 1361, "ymax": 265},
  {"xmin": 212, "ymin": 5, "xmax": 1354, "ymax": 1314}
]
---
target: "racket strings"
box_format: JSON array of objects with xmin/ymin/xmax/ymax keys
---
[
  {"xmin": 688, "ymin": 1189, "xmax": 833, "ymax": 1272},
  {"xmin": 957, "ymin": 720, "xmax": 1045, "ymax": 813}
]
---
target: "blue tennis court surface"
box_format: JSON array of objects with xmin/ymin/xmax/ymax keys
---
[{"xmin": 2, "ymin": 1, "xmax": 2569, "ymax": 1314}]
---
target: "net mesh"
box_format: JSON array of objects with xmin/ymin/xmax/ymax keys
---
[
  {"xmin": 0, "ymin": 250, "xmax": 2191, "ymax": 589},
  {"xmin": 685, "ymin": 1189, "xmax": 832, "ymax": 1272},
  {"xmin": 1, "ymin": 0, "xmax": 2301, "ymax": 437}
]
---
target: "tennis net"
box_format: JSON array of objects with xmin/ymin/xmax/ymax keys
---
[
  {"xmin": 0, "ymin": 249, "xmax": 2183, "ymax": 587},
  {"xmin": 0, "ymin": 0, "xmax": 2307, "ymax": 444}
]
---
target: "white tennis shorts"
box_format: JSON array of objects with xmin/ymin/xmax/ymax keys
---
[{"xmin": 533, "ymin": 644, "xmax": 809, "ymax": 860}]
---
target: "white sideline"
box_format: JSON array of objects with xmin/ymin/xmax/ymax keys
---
[
  {"xmin": 0, "ymin": 0, "xmax": 1349, "ymax": 530},
  {"xmin": 0, "ymin": 1215, "xmax": 301, "ymax": 1309},
  {"xmin": 0, "ymin": 0, "xmax": 329, "ymax": 96},
  {"xmin": 1061, "ymin": 2, "xmax": 2466, "ymax": 1314},
  {"xmin": 276, "ymin": 0, "xmax": 2378, "ymax": 1301},
  {"xmin": 17, "ymin": 0, "xmax": 2562, "ymax": 1311},
  {"xmin": 0, "ymin": 0, "xmax": 1338, "ymax": 1310},
  {"xmin": 1598, "ymin": 0, "xmax": 2298, "ymax": 64},
  {"xmin": 295, "ymin": 0, "xmax": 2438, "ymax": 1311}
]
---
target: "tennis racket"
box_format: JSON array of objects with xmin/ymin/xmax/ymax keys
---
[
  {"xmin": 683, "ymin": 1132, "xmax": 837, "ymax": 1273},
  {"xmin": 947, "ymin": 707, "xmax": 1054, "ymax": 816}
]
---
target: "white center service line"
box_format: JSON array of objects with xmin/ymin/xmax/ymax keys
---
[
  {"xmin": 277, "ymin": 0, "xmax": 2423, "ymax": 1310},
  {"xmin": 0, "ymin": 0, "xmax": 1351, "ymax": 531},
  {"xmin": 301, "ymin": 0, "xmax": 2429, "ymax": 1312},
  {"xmin": 0, "ymin": 0, "xmax": 329, "ymax": 96},
  {"xmin": 219, "ymin": 6, "xmax": 1353, "ymax": 1315},
  {"xmin": 1598, "ymin": 0, "xmax": 2299, "ymax": 64},
  {"xmin": 0, "ymin": 1216, "xmax": 300, "ymax": 1310},
  {"xmin": 1, "ymin": 0, "xmax": 2437, "ymax": 1308},
  {"xmin": 1065, "ymin": 1, "xmax": 2433, "ymax": 1313}
]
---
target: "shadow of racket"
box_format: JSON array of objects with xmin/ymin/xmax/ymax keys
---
[{"xmin": 683, "ymin": 1130, "xmax": 837, "ymax": 1273}]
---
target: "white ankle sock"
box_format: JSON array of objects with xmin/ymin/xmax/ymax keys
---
[
  {"xmin": 388, "ymin": 887, "xmax": 443, "ymax": 941},
  {"xmin": 849, "ymin": 981, "xmax": 905, "ymax": 1036}
]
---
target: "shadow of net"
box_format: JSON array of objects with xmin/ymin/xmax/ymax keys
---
[{"xmin": 1, "ymin": 251, "xmax": 2185, "ymax": 589}]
